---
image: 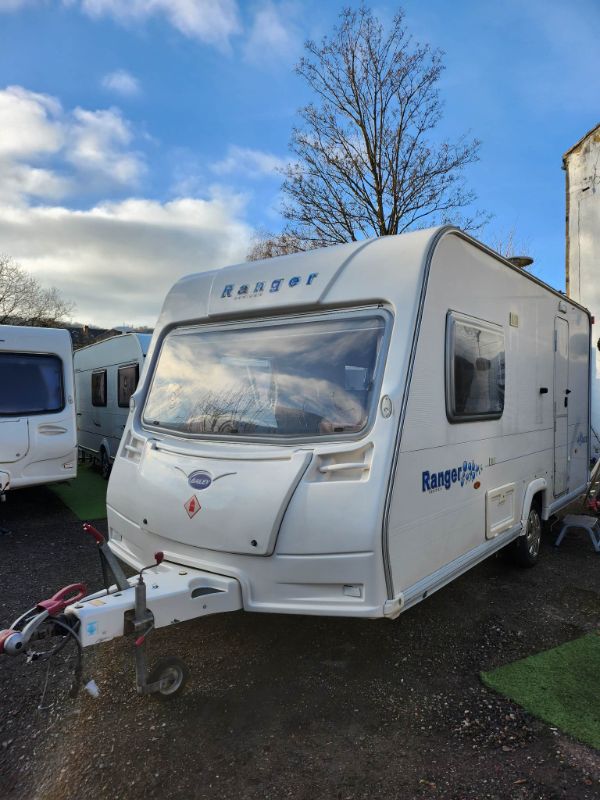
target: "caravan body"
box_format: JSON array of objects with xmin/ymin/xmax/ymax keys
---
[
  {"xmin": 0, "ymin": 325, "xmax": 77, "ymax": 492},
  {"xmin": 74, "ymin": 333, "xmax": 150, "ymax": 474},
  {"xmin": 106, "ymin": 228, "xmax": 591, "ymax": 619}
]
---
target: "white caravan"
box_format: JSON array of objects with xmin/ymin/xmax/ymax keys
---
[
  {"xmin": 102, "ymin": 227, "xmax": 590, "ymax": 623},
  {"xmin": 0, "ymin": 325, "xmax": 77, "ymax": 493},
  {"xmin": 74, "ymin": 333, "xmax": 150, "ymax": 477}
]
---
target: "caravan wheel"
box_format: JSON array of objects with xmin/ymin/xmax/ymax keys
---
[
  {"xmin": 100, "ymin": 448, "xmax": 111, "ymax": 480},
  {"xmin": 513, "ymin": 506, "xmax": 542, "ymax": 568}
]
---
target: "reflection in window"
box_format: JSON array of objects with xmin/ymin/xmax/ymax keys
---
[
  {"xmin": 448, "ymin": 316, "xmax": 505, "ymax": 421},
  {"xmin": 0, "ymin": 352, "xmax": 64, "ymax": 416},
  {"xmin": 118, "ymin": 364, "xmax": 139, "ymax": 408},
  {"xmin": 143, "ymin": 315, "xmax": 386, "ymax": 438},
  {"xmin": 91, "ymin": 371, "xmax": 107, "ymax": 407}
]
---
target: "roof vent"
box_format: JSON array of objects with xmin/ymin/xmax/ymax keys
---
[{"xmin": 506, "ymin": 256, "xmax": 534, "ymax": 269}]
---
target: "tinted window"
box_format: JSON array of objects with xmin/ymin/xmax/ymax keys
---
[
  {"xmin": 0, "ymin": 352, "xmax": 64, "ymax": 416},
  {"xmin": 447, "ymin": 314, "xmax": 505, "ymax": 421},
  {"xmin": 91, "ymin": 370, "xmax": 107, "ymax": 407},
  {"xmin": 144, "ymin": 314, "xmax": 387, "ymax": 438},
  {"xmin": 118, "ymin": 364, "xmax": 139, "ymax": 408}
]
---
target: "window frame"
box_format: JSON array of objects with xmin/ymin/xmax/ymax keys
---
[
  {"xmin": 117, "ymin": 362, "xmax": 139, "ymax": 409},
  {"xmin": 0, "ymin": 351, "xmax": 65, "ymax": 417},
  {"xmin": 91, "ymin": 369, "xmax": 107, "ymax": 408},
  {"xmin": 140, "ymin": 307, "xmax": 393, "ymax": 445},
  {"xmin": 445, "ymin": 310, "xmax": 505, "ymax": 424}
]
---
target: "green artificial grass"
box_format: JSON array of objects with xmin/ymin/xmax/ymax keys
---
[
  {"xmin": 481, "ymin": 632, "xmax": 600, "ymax": 750},
  {"xmin": 50, "ymin": 463, "xmax": 107, "ymax": 520}
]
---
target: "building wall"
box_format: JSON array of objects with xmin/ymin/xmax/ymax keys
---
[{"xmin": 564, "ymin": 125, "xmax": 600, "ymax": 455}]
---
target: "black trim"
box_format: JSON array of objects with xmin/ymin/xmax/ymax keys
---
[
  {"xmin": 91, "ymin": 369, "xmax": 107, "ymax": 407},
  {"xmin": 117, "ymin": 363, "xmax": 139, "ymax": 408},
  {"xmin": 0, "ymin": 351, "xmax": 65, "ymax": 417},
  {"xmin": 444, "ymin": 311, "xmax": 505, "ymax": 424}
]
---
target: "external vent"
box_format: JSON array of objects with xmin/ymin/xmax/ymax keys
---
[{"xmin": 121, "ymin": 431, "xmax": 144, "ymax": 463}]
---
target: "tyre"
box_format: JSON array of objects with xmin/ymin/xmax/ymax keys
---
[
  {"xmin": 513, "ymin": 505, "xmax": 542, "ymax": 567},
  {"xmin": 148, "ymin": 657, "xmax": 189, "ymax": 699},
  {"xmin": 100, "ymin": 448, "xmax": 111, "ymax": 480}
]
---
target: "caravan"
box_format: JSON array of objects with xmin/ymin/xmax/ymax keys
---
[
  {"xmin": 97, "ymin": 226, "xmax": 590, "ymax": 622},
  {"xmin": 0, "ymin": 325, "xmax": 77, "ymax": 493},
  {"xmin": 74, "ymin": 333, "xmax": 150, "ymax": 478},
  {"xmin": 2, "ymin": 227, "xmax": 592, "ymax": 698}
]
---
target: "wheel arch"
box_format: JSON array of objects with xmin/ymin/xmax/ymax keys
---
[
  {"xmin": 99, "ymin": 437, "xmax": 113, "ymax": 461},
  {"xmin": 520, "ymin": 478, "xmax": 548, "ymax": 533}
]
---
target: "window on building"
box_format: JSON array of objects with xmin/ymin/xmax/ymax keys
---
[
  {"xmin": 446, "ymin": 313, "xmax": 505, "ymax": 422},
  {"xmin": 91, "ymin": 370, "xmax": 107, "ymax": 407},
  {"xmin": 118, "ymin": 364, "xmax": 139, "ymax": 408}
]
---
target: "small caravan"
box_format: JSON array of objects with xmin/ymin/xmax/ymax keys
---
[
  {"xmin": 74, "ymin": 333, "xmax": 150, "ymax": 477},
  {"xmin": 0, "ymin": 325, "xmax": 77, "ymax": 493},
  {"xmin": 103, "ymin": 228, "xmax": 591, "ymax": 621}
]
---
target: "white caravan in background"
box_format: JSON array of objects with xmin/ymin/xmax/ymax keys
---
[
  {"xmin": 98, "ymin": 227, "xmax": 590, "ymax": 624},
  {"xmin": 74, "ymin": 333, "xmax": 151, "ymax": 478},
  {"xmin": 0, "ymin": 325, "xmax": 77, "ymax": 494}
]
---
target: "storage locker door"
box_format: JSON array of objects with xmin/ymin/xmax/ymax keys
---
[{"xmin": 554, "ymin": 317, "xmax": 569, "ymax": 496}]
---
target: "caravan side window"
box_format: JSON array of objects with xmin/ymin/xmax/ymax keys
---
[
  {"xmin": 118, "ymin": 364, "xmax": 139, "ymax": 408},
  {"xmin": 91, "ymin": 370, "xmax": 107, "ymax": 407},
  {"xmin": 446, "ymin": 312, "xmax": 505, "ymax": 422}
]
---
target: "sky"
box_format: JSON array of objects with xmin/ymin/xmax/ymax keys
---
[{"xmin": 0, "ymin": 0, "xmax": 598, "ymax": 328}]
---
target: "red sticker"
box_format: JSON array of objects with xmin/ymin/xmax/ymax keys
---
[{"xmin": 184, "ymin": 495, "xmax": 201, "ymax": 519}]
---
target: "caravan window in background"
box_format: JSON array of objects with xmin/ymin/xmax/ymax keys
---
[
  {"xmin": 0, "ymin": 352, "xmax": 64, "ymax": 416},
  {"xmin": 446, "ymin": 313, "xmax": 505, "ymax": 422},
  {"xmin": 143, "ymin": 313, "xmax": 387, "ymax": 439},
  {"xmin": 118, "ymin": 364, "xmax": 139, "ymax": 408},
  {"xmin": 91, "ymin": 370, "xmax": 107, "ymax": 407}
]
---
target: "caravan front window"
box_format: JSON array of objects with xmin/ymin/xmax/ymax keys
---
[
  {"xmin": 0, "ymin": 352, "xmax": 64, "ymax": 416},
  {"xmin": 143, "ymin": 313, "xmax": 387, "ymax": 439}
]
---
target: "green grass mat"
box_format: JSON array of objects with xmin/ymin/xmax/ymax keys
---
[
  {"xmin": 481, "ymin": 632, "xmax": 600, "ymax": 750},
  {"xmin": 50, "ymin": 464, "xmax": 107, "ymax": 520}
]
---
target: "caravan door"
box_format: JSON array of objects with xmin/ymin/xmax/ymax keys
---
[{"xmin": 553, "ymin": 317, "xmax": 570, "ymax": 496}]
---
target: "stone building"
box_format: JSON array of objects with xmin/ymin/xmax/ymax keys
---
[{"xmin": 563, "ymin": 123, "xmax": 600, "ymax": 452}]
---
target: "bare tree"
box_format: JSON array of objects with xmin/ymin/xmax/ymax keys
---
[
  {"xmin": 247, "ymin": 230, "xmax": 319, "ymax": 261},
  {"xmin": 280, "ymin": 6, "xmax": 485, "ymax": 248},
  {"xmin": 0, "ymin": 255, "xmax": 74, "ymax": 327},
  {"xmin": 486, "ymin": 229, "xmax": 532, "ymax": 263}
]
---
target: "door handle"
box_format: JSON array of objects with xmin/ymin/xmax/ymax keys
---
[
  {"xmin": 564, "ymin": 397, "xmax": 569, "ymax": 408},
  {"xmin": 539, "ymin": 387, "xmax": 548, "ymax": 394}
]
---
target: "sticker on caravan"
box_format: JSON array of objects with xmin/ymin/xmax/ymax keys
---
[
  {"xmin": 422, "ymin": 460, "xmax": 483, "ymax": 494},
  {"xmin": 188, "ymin": 470, "xmax": 212, "ymax": 491},
  {"xmin": 184, "ymin": 495, "xmax": 201, "ymax": 519}
]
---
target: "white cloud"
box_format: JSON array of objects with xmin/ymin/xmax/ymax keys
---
[
  {"xmin": 68, "ymin": 107, "xmax": 145, "ymax": 186},
  {"xmin": 0, "ymin": 83, "xmax": 254, "ymax": 327},
  {"xmin": 0, "ymin": 194, "xmax": 253, "ymax": 326},
  {"xmin": 77, "ymin": 0, "xmax": 242, "ymax": 50},
  {"xmin": 212, "ymin": 145, "xmax": 287, "ymax": 178},
  {"xmin": 0, "ymin": 86, "xmax": 63, "ymax": 159},
  {"xmin": 243, "ymin": 1, "xmax": 300, "ymax": 65},
  {"xmin": 0, "ymin": 0, "xmax": 39, "ymax": 9},
  {"xmin": 101, "ymin": 69, "xmax": 140, "ymax": 97},
  {"xmin": 0, "ymin": 85, "xmax": 144, "ymax": 203}
]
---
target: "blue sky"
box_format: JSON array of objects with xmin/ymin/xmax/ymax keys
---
[{"xmin": 0, "ymin": 0, "xmax": 598, "ymax": 326}]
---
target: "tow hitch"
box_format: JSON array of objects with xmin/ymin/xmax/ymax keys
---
[{"xmin": 1, "ymin": 523, "xmax": 242, "ymax": 699}]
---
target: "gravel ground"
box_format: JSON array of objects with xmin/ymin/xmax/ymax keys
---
[{"xmin": 1, "ymin": 486, "xmax": 599, "ymax": 799}]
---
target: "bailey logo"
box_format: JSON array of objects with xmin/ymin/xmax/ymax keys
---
[
  {"xmin": 422, "ymin": 460, "xmax": 483, "ymax": 493},
  {"xmin": 188, "ymin": 470, "xmax": 212, "ymax": 491},
  {"xmin": 221, "ymin": 272, "xmax": 319, "ymax": 300}
]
